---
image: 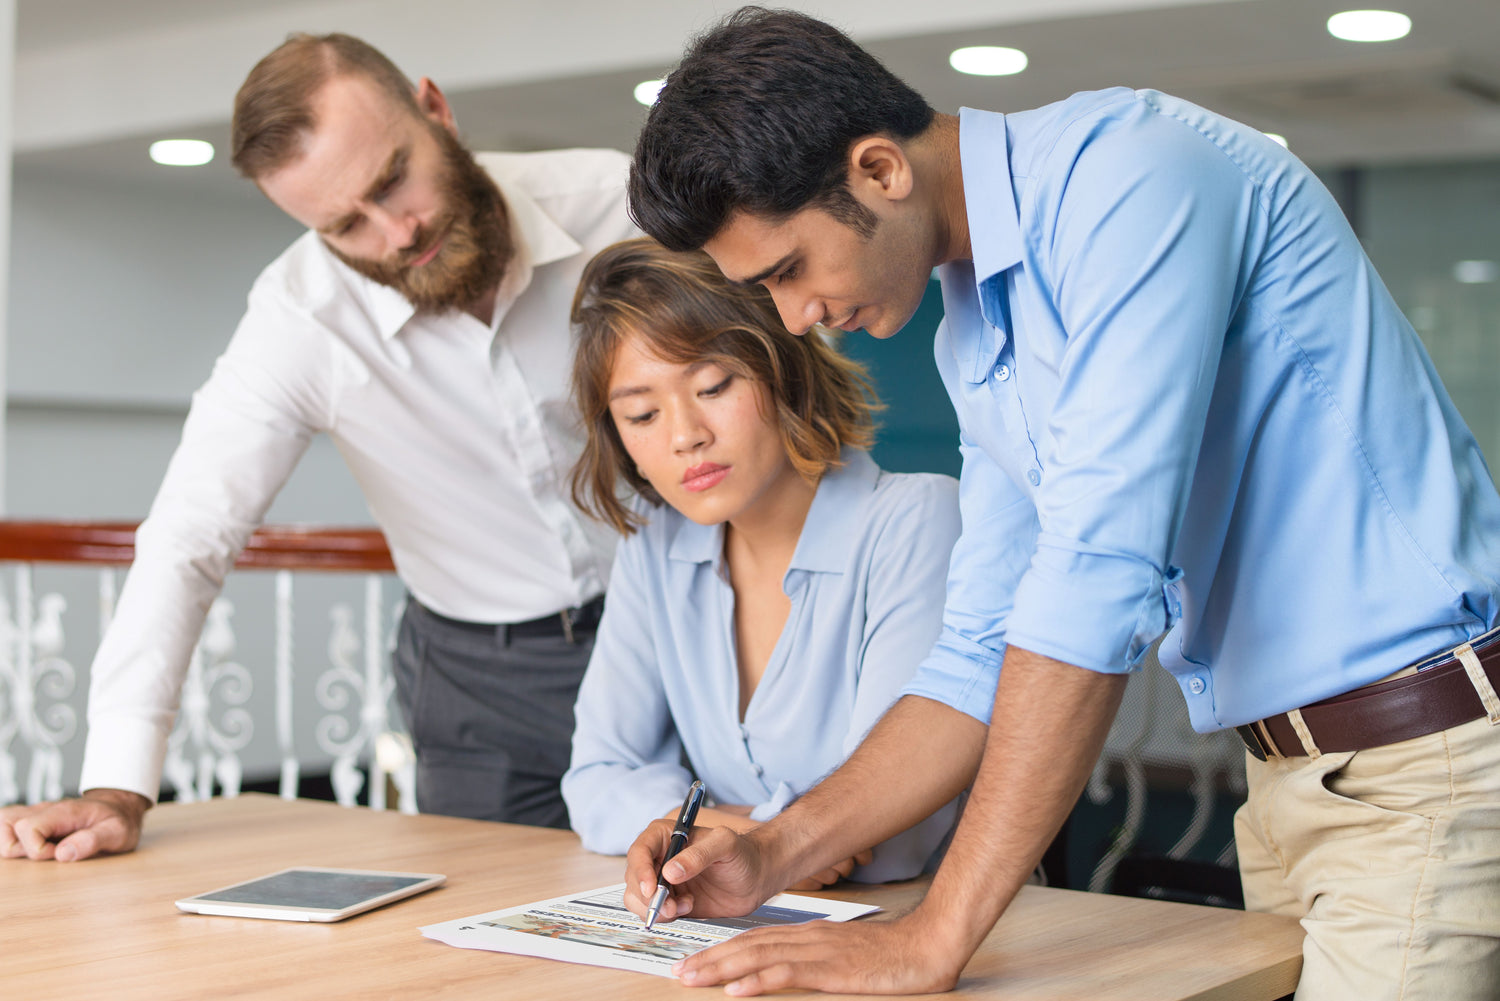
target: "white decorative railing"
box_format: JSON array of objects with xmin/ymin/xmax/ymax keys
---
[
  {"xmin": 0, "ymin": 521, "xmax": 1245, "ymax": 901},
  {"xmin": 0, "ymin": 521, "xmax": 415, "ymax": 814},
  {"xmin": 0, "ymin": 569, "xmax": 78, "ymax": 805}
]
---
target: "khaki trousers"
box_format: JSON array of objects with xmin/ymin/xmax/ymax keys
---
[{"xmin": 1235, "ymin": 714, "xmax": 1500, "ymax": 1001}]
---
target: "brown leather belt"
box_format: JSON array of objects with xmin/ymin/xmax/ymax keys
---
[{"xmin": 1237, "ymin": 632, "xmax": 1500, "ymax": 760}]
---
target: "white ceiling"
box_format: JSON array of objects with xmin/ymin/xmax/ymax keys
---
[{"xmin": 13, "ymin": 0, "xmax": 1500, "ymax": 201}]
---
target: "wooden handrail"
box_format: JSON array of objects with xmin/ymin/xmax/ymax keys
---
[{"xmin": 0, "ymin": 520, "xmax": 395, "ymax": 573}]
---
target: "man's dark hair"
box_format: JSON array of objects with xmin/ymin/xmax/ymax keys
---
[{"xmin": 629, "ymin": 7, "xmax": 935, "ymax": 251}]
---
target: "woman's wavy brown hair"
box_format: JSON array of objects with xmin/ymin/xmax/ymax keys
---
[{"xmin": 570, "ymin": 238, "xmax": 880, "ymax": 535}]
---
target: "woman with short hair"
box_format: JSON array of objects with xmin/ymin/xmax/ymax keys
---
[{"xmin": 562, "ymin": 238, "xmax": 959, "ymax": 884}]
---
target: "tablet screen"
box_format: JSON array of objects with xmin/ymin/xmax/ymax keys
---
[
  {"xmin": 195, "ymin": 870, "xmax": 432, "ymax": 909},
  {"xmin": 177, "ymin": 867, "xmax": 445, "ymax": 921}
]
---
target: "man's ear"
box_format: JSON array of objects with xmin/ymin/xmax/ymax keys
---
[
  {"xmin": 414, "ymin": 77, "xmax": 458, "ymax": 134},
  {"xmin": 847, "ymin": 136, "xmax": 915, "ymax": 205}
]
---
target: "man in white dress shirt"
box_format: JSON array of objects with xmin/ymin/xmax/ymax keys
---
[{"xmin": 0, "ymin": 33, "xmax": 637, "ymax": 860}]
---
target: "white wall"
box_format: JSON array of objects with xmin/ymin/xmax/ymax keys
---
[
  {"xmin": 0, "ymin": 1, "xmax": 14, "ymax": 511},
  {"xmin": 6, "ymin": 163, "xmax": 365, "ymax": 519}
]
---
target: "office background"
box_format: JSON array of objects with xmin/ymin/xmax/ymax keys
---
[{"xmin": 3, "ymin": 0, "xmax": 1498, "ymax": 827}]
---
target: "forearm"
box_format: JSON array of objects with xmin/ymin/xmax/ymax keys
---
[
  {"xmin": 750, "ymin": 695, "xmax": 986, "ymax": 888},
  {"xmin": 691, "ymin": 805, "xmax": 761, "ymax": 834},
  {"xmin": 913, "ymin": 646, "xmax": 1127, "ymax": 957}
]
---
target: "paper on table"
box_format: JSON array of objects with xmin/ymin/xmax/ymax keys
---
[{"xmin": 420, "ymin": 883, "xmax": 880, "ymax": 979}]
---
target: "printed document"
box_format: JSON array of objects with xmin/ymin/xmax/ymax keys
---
[{"xmin": 420, "ymin": 883, "xmax": 879, "ymax": 978}]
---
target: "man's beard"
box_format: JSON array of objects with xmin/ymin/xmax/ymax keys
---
[{"xmin": 329, "ymin": 126, "xmax": 510, "ymax": 314}]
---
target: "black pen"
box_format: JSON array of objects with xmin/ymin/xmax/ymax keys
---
[{"xmin": 644, "ymin": 780, "xmax": 705, "ymax": 930}]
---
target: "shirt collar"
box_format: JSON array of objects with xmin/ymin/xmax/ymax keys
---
[
  {"xmin": 948, "ymin": 108, "xmax": 1026, "ymax": 382},
  {"xmin": 959, "ymin": 106, "xmax": 1024, "ymax": 285},
  {"xmin": 666, "ymin": 512, "xmax": 723, "ymax": 566},
  {"xmin": 666, "ymin": 449, "xmax": 880, "ymax": 575},
  {"xmin": 357, "ymin": 157, "xmax": 584, "ymax": 341},
  {"xmin": 789, "ymin": 449, "xmax": 879, "ymax": 573}
]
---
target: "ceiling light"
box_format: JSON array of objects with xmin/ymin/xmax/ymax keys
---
[
  {"xmin": 1453, "ymin": 260, "xmax": 1499, "ymax": 284},
  {"xmin": 149, "ymin": 139, "xmax": 214, "ymax": 166},
  {"xmin": 633, "ymin": 79, "xmax": 665, "ymax": 107},
  {"xmin": 949, "ymin": 46, "xmax": 1028, "ymax": 77},
  {"xmin": 1263, "ymin": 132, "xmax": 1289, "ymax": 148},
  {"xmin": 1326, "ymin": 10, "xmax": 1411, "ymax": 43}
]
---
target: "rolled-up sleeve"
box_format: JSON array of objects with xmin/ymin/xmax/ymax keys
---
[{"xmin": 1000, "ymin": 104, "xmax": 1252, "ymax": 673}]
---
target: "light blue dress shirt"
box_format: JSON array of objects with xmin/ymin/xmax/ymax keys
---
[
  {"xmin": 564, "ymin": 450, "xmax": 961, "ymax": 882},
  {"xmin": 902, "ymin": 89, "xmax": 1500, "ymax": 732}
]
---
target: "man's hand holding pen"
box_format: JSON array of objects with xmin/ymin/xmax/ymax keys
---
[
  {"xmin": 623, "ymin": 782, "xmax": 879, "ymax": 928},
  {"xmin": 643, "ymin": 781, "xmax": 705, "ymax": 929},
  {"xmin": 623, "ymin": 793, "xmax": 777, "ymax": 925}
]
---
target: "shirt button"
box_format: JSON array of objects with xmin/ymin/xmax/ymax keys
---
[
  {"xmin": 1188, "ymin": 677, "xmax": 1206, "ymax": 695},
  {"xmin": 994, "ymin": 363, "xmax": 1011, "ymax": 382},
  {"xmin": 1027, "ymin": 469, "xmax": 1041, "ymax": 486},
  {"xmin": 738, "ymin": 724, "xmax": 749, "ymax": 739},
  {"xmin": 753, "ymin": 764, "xmax": 764, "ymax": 777}
]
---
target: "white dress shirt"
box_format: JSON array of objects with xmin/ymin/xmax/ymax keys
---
[{"xmin": 80, "ymin": 149, "xmax": 639, "ymax": 801}]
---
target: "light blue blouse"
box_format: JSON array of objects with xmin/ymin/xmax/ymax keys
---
[{"xmin": 563, "ymin": 449, "xmax": 962, "ymax": 882}]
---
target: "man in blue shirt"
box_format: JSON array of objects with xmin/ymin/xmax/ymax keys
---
[{"xmin": 618, "ymin": 9, "xmax": 1500, "ymax": 1000}]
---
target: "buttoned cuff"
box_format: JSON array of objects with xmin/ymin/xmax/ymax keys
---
[
  {"xmin": 78, "ymin": 715, "xmax": 168, "ymax": 803},
  {"xmin": 1004, "ymin": 537, "xmax": 1167, "ymax": 673},
  {"xmin": 900, "ymin": 629, "xmax": 1004, "ymax": 726}
]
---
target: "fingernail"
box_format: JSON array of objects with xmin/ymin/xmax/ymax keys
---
[{"xmin": 56, "ymin": 846, "xmax": 75, "ymax": 862}]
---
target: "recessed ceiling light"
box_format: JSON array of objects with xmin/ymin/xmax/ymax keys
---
[
  {"xmin": 633, "ymin": 79, "xmax": 665, "ymax": 107},
  {"xmin": 149, "ymin": 139, "xmax": 214, "ymax": 166},
  {"xmin": 1263, "ymin": 132, "xmax": 1289, "ymax": 148},
  {"xmin": 1327, "ymin": 10, "xmax": 1411, "ymax": 43},
  {"xmin": 1453, "ymin": 260, "xmax": 1499, "ymax": 284},
  {"xmin": 949, "ymin": 46, "xmax": 1028, "ymax": 77}
]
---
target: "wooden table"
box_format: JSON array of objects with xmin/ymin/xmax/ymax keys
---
[{"xmin": 4, "ymin": 795, "xmax": 1303, "ymax": 999}]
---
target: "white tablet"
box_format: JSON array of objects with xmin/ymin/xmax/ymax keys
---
[{"xmin": 175, "ymin": 866, "xmax": 446, "ymax": 922}]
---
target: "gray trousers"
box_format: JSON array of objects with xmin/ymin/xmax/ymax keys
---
[{"xmin": 391, "ymin": 599, "xmax": 596, "ymax": 828}]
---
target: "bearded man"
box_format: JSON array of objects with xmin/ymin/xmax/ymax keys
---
[{"xmin": 1, "ymin": 33, "xmax": 638, "ymax": 860}]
